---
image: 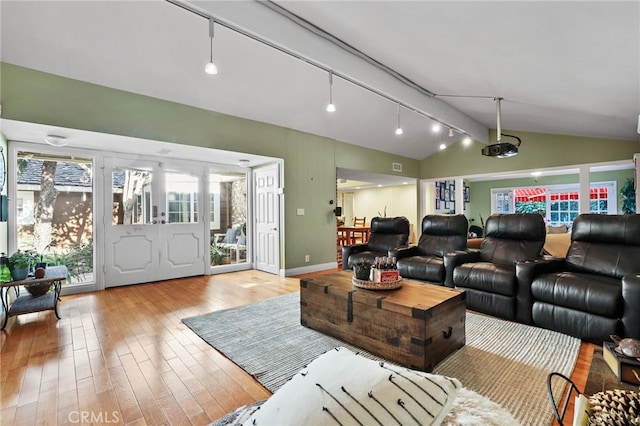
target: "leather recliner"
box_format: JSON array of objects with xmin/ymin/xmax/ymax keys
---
[
  {"xmin": 517, "ymin": 214, "xmax": 640, "ymax": 342},
  {"xmin": 391, "ymin": 215, "xmax": 468, "ymax": 284},
  {"xmin": 444, "ymin": 214, "xmax": 546, "ymax": 323},
  {"xmin": 342, "ymin": 216, "xmax": 410, "ymax": 270}
]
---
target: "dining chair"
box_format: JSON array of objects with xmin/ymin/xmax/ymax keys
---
[{"xmin": 352, "ymin": 217, "xmax": 367, "ymax": 243}]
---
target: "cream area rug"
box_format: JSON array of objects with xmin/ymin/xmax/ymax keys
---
[{"xmin": 183, "ymin": 292, "xmax": 580, "ymax": 425}]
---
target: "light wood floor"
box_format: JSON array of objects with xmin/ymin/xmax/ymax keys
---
[{"xmin": 1, "ymin": 270, "xmax": 596, "ymax": 425}]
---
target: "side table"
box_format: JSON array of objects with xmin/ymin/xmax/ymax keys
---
[{"xmin": 1, "ymin": 265, "xmax": 68, "ymax": 330}]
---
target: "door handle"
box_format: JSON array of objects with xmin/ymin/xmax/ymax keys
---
[
  {"xmin": 161, "ymin": 220, "xmax": 166, "ymax": 224},
  {"xmin": 152, "ymin": 220, "xmax": 158, "ymax": 224},
  {"xmin": 270, "ymin": 227, "xmax": 277, "ymax": 231}
]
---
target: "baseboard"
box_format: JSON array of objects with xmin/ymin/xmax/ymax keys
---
[{"xmin": 284, "ymin": 262, "xmax": 337, "ymax": 277}]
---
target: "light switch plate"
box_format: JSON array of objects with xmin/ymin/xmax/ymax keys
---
[{"xmin": 297, "ymin": 208, "xmax": 305, "ymax": 216}]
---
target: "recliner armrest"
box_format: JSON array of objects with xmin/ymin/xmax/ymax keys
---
[
  {"xmin": 342, "ymin": 243, "xmax": 370, "ymax": 270},
  {"xmin": 443, "ymin": 249, "xmax": 480, "ymax": 287},
  {"xmin": 622, "ymin": 274, "xmax": 640, "ymax": 339},
  {"xmin": 514, "ymin": 258, "xmax": 565, "ymax": 324},
  {"xmin": 390, "ymin": 245, "xmax": 419, "ymax": 259},
  {"xmin": 515, "ymin": 258, "xmax": 566, "ymax": 288}
]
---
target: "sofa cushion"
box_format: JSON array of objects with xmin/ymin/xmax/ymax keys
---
[
  {"xmin": 417, "ymin": 215, "xmax": 468, "ymax": 257},
  {"xmin": 566, "ymin": 214, "xmax": 640, "ymax": 278},
  {"xmin": 397, "ymin": 255, "xmax": 444, "ymax": 282},
  {"xmin": 532, "ymin": 302, "xmax": 621, "ymax": 343},
  {"xmin": 244, "ymin": 347, "xmax": 461, "ymax": 426},
  {"xmin": 479, "ymin": 214, "xmax": 545, "ymax": 266},
  {"xmin": 453, "ymin": 262, "xmax": 516, "ymax": 297},
  {"xmin": 531, "ymin": 272, "xmax": 622, "ymax": 318}
]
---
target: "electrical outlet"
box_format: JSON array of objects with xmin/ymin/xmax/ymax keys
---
[{"xmin": 305, "ymin": 255, "xmax": 310, "ymax": 262}]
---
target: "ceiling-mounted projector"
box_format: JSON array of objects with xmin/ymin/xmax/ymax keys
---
[
  {"xmin": 481, "ymin": 141, "xmax": 519, "ymax": 158},
  {"xmin": 481, "ymin": 98, "xmax": 522, "ymax": 158}
]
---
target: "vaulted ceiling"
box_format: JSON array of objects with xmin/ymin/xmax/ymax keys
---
[{"xmin": 1, "ymin": 1, "xmax": 638, "ymax": 161}]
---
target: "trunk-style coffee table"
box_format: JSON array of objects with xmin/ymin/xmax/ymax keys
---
[{"xmin": 300, "ymin": 271, "xmax": 466, "ymax": 372}]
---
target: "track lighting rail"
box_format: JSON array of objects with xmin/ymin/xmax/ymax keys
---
[{"xmin": 166, "ymin": 0, "xmax": 486, "ymax": 139}]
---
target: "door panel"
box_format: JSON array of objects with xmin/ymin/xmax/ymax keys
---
[
  {"xmin": 104, "ymin": 158, "xmax": 205, "ymax": 287},
  {"xmin": 255, "ymin": 164, "xmax": 279, "ymax": 274}
]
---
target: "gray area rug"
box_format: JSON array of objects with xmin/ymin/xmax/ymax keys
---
[{"xmin": 183, "ymin": 292, "xmax": 580, "ymax": 425}]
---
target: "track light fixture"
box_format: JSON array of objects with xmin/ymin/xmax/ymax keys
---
[
  {"xmin": 326, "ymin": 71, "xmax": 336, "ymax": 112},
  {"xmin": 395, "ymin": 103, "xmax": 403, "ymax": 135},
  {"xmin": 204, "ymin": 18, "xmax": 218, "ymax": 75},
  {"xmin": 448, "ymin": 128, "xmax": 454, "ymax": 137},
  {"xmin": 432, "ymin": 123, "xmax": 441, "ymax": 133}
]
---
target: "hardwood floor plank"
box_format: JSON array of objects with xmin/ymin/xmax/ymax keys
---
[{"xmin": 0, "ymin": 270, "xmax": 598, "ymax": 426}]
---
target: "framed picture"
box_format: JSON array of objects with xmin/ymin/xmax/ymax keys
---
[
  {"xmin": 464, "ymin": 186, "xmax": 470, "ymax": 203},
  {"xmin": 440, "ymin": 184, "xmax": 446, "ymax": 201},
  {"xmin": 444, "ymin": 201, "xmax": 450, "ymax": 210},
  {"xmin": 449, "ymin": 187, "xmax": 455, "ymax": 202},
  {"xmin": 445, "ymin": 188, "xmax": 450, "ymax": 202},
  {"xmin": 435, "ymin": 199, "xmax": 441, "ymax": 210}
]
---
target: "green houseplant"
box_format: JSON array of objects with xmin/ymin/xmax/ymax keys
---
[
  {"xmin": 621, "ymin": 178, "xmax": 636, "ymax": 214},
  {"xmin": 210, "ymin": 242, "xmax": 227, "ymax": 266},
  {"xmin": 8, "ymin": 250, "xmax": 34, "ymax": 281}
]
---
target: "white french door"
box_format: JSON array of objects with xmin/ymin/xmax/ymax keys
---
[
  {"xmin": 104, "ymin": 157, "xmax": 206, "ymax": 287},
  {"xmin": 254, "ymin": 164, "xmax": 280, "ymax": 274}
]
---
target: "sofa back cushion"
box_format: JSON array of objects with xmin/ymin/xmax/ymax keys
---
[
  {"xmin": 480, "ymin": 214, "xmax": 546, "ymax": 266},
  {"xmin": 418, "ymin": 214, "xmax": 468, "ymax": 257},
  {"xmin": 566, "ymin": 214, "xmax": 640, "ymax": 278},
  {"xmin": 367, "ymin": 216, "xmax": 410, "ymax": 252}
]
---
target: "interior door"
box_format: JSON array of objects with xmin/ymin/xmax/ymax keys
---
[
  {"xmin": 254, "ymin": 164, "xmax": 280, "ymax": 274},
  {"xmin": 104, "ymin": 158, "xmax": 205, "ymax": 287}
]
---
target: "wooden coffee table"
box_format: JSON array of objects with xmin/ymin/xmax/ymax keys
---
[{"xmin": 300, "ymin": 271, "xmax": 466, "ymax": 372}]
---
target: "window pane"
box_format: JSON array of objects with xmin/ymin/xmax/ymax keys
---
[
  {"xmin": 17, "ymin": 151, "xmax": 94, "ymax": 284},
  {"xmin": 113, "ymin": 168, "xmax": 152, "ymax": 225},
  {"xmin": 550, "ymin": 201, "xmax": 559, "ymax": 211},
  {"xmin": 550, "ymin": 212, "xmax": 559, "ymax": 221},
  {"xmin": 165, "ymin": 173, "xmax": 199, "ymax": 224},
  {"xmin": 599, "ymin": 200, "xmax": 608, "ymax": 211},
  {"xmin": 569, "ymin": 201, "xmax": 578, "ymax": 211}
]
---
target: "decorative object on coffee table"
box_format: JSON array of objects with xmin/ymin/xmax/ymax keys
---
[{"xmin": 351, "ymin": 259, "xmax": 371, "ymax": 280}]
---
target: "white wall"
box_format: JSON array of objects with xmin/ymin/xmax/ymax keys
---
[{"xmin": 339, "ymin": 184, "xmax": 418, "ymax": 243}]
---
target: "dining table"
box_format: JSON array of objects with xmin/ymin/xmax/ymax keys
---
[{"xmin": 337, "ymin": 225, "xmax": 371, "ymax": 245}]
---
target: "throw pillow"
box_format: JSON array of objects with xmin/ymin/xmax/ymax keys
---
[
  {"xmin": 243, "ymin": 347, "xmax": 461, "ymax": 426},
  {"xmin": 223, "ymin": 228, "xmax": 237, "ymax": 243},
  {"xmin": 546, "ymin": 224, "xmax": 567, "ymax": 234}
]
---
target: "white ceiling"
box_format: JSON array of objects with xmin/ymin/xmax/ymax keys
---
[{"xmin": 1, "ymin": 0, "xmax": 638, "ymax": 165}]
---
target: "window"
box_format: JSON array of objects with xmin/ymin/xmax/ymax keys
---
[
  {"xmin": 493, "ymin": 191, "xmax": 512, "ymax": 213},
  {"xmin": 492, "ymin": 182, "xmax": 616, "ymax": 227}
]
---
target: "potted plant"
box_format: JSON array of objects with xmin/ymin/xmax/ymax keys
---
[
  {"xmin": 352, "ymin": 259, "xmax": 372, "ymax": 280},
  {"xmin": 8, "ymin": 250, "xmax": 34, "ymax": 281},
  {"xmin": 210, "ymin": 242, "xmax": 227, "ymax": 265},
  {"xmin": 621, "ymin": 178, "xmax": 636, "ymax": 214}
]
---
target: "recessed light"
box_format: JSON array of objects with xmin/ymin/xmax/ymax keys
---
[
  {"xmin": 463, "ymin": 137, "xmax": 472, "ymax": 146},
  {"xmin": 432, "ymin": 123, "xmax": 441, "ymax": 133}
]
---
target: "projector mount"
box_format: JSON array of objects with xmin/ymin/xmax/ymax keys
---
[{"xmin": 481, "ymin": 98, "xmax": 522, "ymax": 158}]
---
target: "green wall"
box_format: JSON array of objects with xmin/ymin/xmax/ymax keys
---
[
  {"xmin": 421, "ymin": 129, "xmax": 638, "ymax": 179},
  {"xmin": 0, "ymin": 63, "xmax": 421, "ymax": 270},
  {"xmin": 465, "ymin": 169, "xmax": 634, "ymax": 227}
]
